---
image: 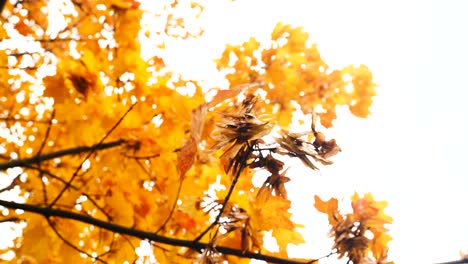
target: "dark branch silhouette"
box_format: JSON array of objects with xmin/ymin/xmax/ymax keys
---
[
  {"xmin": 0, "ymin": 139, "xmax": 126, "ymax": 171},
  {"xmin": 0, "ymin": 0, "xmax": 6, "ymax": 16},
  {"xmin": 0, "ymin": 199, "xmax": 316, "ymax": 264},
  {"xmin": 435, "ymin": 259, "xmax": 468, "ymax": 264}
]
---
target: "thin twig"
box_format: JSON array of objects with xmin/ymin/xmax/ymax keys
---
[
  {"xmin": 194, "ymin": 144, "xmax": 251, "ymax": 242},
  {"xmin": 0, "ymin": 66, "xmax": 37, "ymax": 70},
  {"xmin": 49, "ymin": 103, "xmax": 136, "ymax": 206},
  {"xmin": 36, "ymin": 110, "xmax": 55, "ymax": 157},
  {"xmin": 306, "ymin": 250, "xmax": 337, "ymax": 263},
  {"xmin": 40, "ymin": 171, "xmax": 48, "ymax": 204},
  {"xmin": 121, "ymin": 153, "xmax": 160, "ymax": 159},
  {"xmin": 133, "ymin": 158, "xmax": 161, "ymax": 193},
  {"xmin": 34, "ymin": 112, "xmax": 55, "ymax": 205},
  {"xmin": 46, "ymin": 217, "xmax": 108, "ymax": 263},
  {"xmin": 0, "ymin": 172, "xmax": 22, "ymax": 193},
  {"xmin": 0, "ymin": 217, "xmax": 20, "ymax": 223},
  {"xmin": 0, "ymin": 117, "xmax": 56, "ymax": 124},
  {"xmin": 155, "ymin": 178, "xmax": 183, "ymax": 234},
  {"xmin": 24, "ymin": 164, "xmax": 111, "ymax": 220}
]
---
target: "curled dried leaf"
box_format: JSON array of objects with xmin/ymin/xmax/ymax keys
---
[
  {"xmin": 276, "ymin": 130, "xmax": 332, "ymax": 170},
  {"xmin": 204, "ymin": 200, "xmax": 260, "ymax": 253},
  {"xmin": 311, "ymin": 111, "xmax": 341, "ymax": 159},
  {"xmin": 316, "ymin": 193, "xmax": 393, "ymax": 264},
  {"xmin": 258, "ymin": 168, "xmax": 290, "ymax": 199},
  {"xmin": 313, "ymin": 131, "xmax": 341, "ymax": 159},
  {"xmin": 249, "ymin": 154, "xmax": 284, "ymax": 174},
  {"xmin": 211, "ymin": 96, "xmax": 273, "ymax": 174},
  {"xmin": 198, "ymin": 246, "xmax": 225, "ymax": 264}
]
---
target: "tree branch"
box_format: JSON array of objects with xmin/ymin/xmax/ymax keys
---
[
  {"xmin": 50, "ymin": 102, "xmax": 136, "ymax": 206},
  {"xmin": 45, "ymin": 217, "xmax": 108, "ymax": 263},
  {"xmin": 0, "ymin": 139, "xmax": 126, "ymax": 171},
  {"xmin": 0, "ymin": 199, "xmax": 313, "ymax": 264},
  {"xmin": 0, "ymin": 0, "xmax": 6, "ymax": 16},
  {"xmin": 434, "ymin": 259, "xmax": 468, "ymax": 264},
  {"xmin": 194, "ymin": 143, "xmax": 251, "ymax": 242}
]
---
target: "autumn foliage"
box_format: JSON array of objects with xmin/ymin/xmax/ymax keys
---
[{"xmin": 0, "ymin": 1, "xmax": 391, "ymax": 263}]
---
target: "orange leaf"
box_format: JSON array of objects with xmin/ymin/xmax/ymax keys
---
[
  {"xmin": 191, "ymin": 105, "xmax": 207, "ymax": 142},
  {"xmin": 314, "ymin": 195, "xmax": 340, "ymax": 226},
  {"xmin": 272, "ymin": 227, "xmax": 305, "ymax": 256},
  {"xmin": 105, "ymin": 191, "xmax": 134, "ymax": 226},
  {"xmin": 43, "ymin": 74, "xmax": 67, "ymax": 103},
  {"xmin": 109, "ymin": 0, "xmax": 140, "ymax": 9},
  {"xmin": 207, "ymin": 83, "xmax": 260, "ymax": 108},
  {"xmin": 177, "ymin": 136, "xmax": 197, "ymax": 180}
]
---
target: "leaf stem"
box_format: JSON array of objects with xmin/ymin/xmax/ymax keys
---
[{"xmin": 193, "ymin": 144, "xmax": 250, "ymax": 242}]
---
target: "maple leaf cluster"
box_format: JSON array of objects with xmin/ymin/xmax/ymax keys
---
[
  {"xmin": 315, "ymin": 194, "xmax": 393, "ymax": 264},
  {"xmin": 217, "ymin": 22, "xmax": 377, "ymax": 128},
  {"xmin": 0, "ymin": 1, "xmax": 391, "ymax": 264}
]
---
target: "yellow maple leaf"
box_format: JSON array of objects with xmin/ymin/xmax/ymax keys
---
[
  {"xmin": 43, "ymin": 74, "xmax": 67, "ymax": 103},
  {"xmin": 288, "ymin": 27, "xmax": 309, "ymax": 52},
  {"xmin": 16, "ymin": 214, "xmax": 55, "ymax": 264},
  {"xmin": 272, "ymin": 227, "xmax": 305, "ymax": 256},
  {"xmin": 351, "ymin": 192, "xmax": 393, "ymax": 224},
  {"xmin": 370, "ymin": 232, "xmax": 392, "ymax": 261},
  {"xmin": 105, "ymin": 191, "xmax": 135, "ymax": 226},
  {"xmin": 314, "ymin": 195, "xmax": 341, "ymax": 226},
  {"xmin": 78, "ymin": 16, "xmax": 102, "ymax": 36},
  {"xmin": 253, "ymin": 193, "xmax": 294, "ymax": 231}
]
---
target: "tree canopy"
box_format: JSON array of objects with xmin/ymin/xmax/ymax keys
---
[{"xmin": 0, "ymin": 1, "xmax": 393, "ymax": 263}]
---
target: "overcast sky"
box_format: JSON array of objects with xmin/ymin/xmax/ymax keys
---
[{"xmin": 165, "ymin": 0, "xmax": 468, "ymax": 263}]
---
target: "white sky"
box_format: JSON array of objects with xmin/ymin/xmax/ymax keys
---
[{"xmin": 165, "ymin": 0, "xmax": 468, "ymax": 263}]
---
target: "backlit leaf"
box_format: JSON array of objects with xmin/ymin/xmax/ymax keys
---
[
  {"xmin": 177, "ymin": 136, "xmax": 197, "ymax": 180},
  {"xmin": 314, "ymin": 195, "xmax": 341, "ymax": 226}
]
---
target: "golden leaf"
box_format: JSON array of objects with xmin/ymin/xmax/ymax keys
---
[
  {"xmin": 109, "ymin": 0, "xmax": 140, "ymax": 9},
  {"xmin": 43, "ymin": 74, "xmax": 67, "ymax": 103},
  {"xmin": 178, "ymin": 136, "xmax": 197, "ymax": 180},
  {"xmin": 78, "ymin": 16, "xmax": 102, "ymax": 36},
  {"xmin": 272, "ymin": 227, "xmax": 305, "ymax": 256},
  {"xmin": 14, "ymin": 19, "xmax": 34, "ymax": 35},
  {"xmin": 253, "ymin": 193, "xmax": 294, "ymax": 231},
  {"xmin": 105, "ymin": 191, "xmax": 135, "ymax": 226},
  {"xmin": 314, "ymin": 195, "xmax": 341, "ymax": 226}
]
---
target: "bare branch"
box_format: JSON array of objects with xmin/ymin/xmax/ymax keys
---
[
  {"xmin": 155, "ymin": 178, "xmax": 183, "ymax": 234},
  {"xmin": 0, "ymin": 217, "xmax": 20, "ymax": 223},
  {"xmin": 434, "ymin": 259, "xmax": 468, "ymax": 264},
  {"xmin": 0, "ymin": 139, "xmax": 125, "ymax": 171},
  {"xmin": 0, "ymin": 0, "xmax": 6, "ymax": 16},
  {"xmin": 46, "ymin": 217, "xmax": 108, "ymax": 263},
  {"xmin": 36, "ymin": 110, "xmax": 55, "ymax": 157},
  {"xmin": 23, "ymin": 165, "xmax": 111, "ymax": 220},
  {"xmin": 0, "ymin": 172, "xmax": 21, "ymax": 193},
  {"xmin": 0, "ymin": 117, "xmax": 56, "ymax": 124}
]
